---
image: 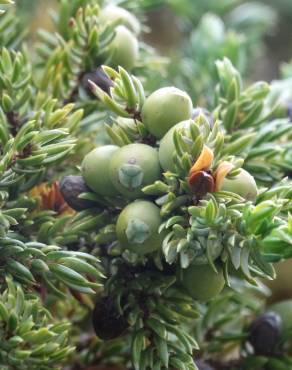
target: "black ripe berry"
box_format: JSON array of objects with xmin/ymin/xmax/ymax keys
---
[
  {"xmin": 188, "ymin": 170, "xmax": 215, "ymax": 198},
  {"xmin": 59, "ymin": 175, "xmax": 93, "ymax": 211},
  {"xmin": 248, "ymin": 312, "xmax": 282, "ymax": 356},
  {"xmin": 82, "ymin": 67, "xmax": 113, "ymax": 97},
  {"xmin": 92, "ymin": 295, "xmax": 128, "ymax": 340}
]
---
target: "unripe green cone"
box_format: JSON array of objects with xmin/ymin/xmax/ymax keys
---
[
  {"xmin": 181, "ymin": 263, "xmax": 225, "ymax": 301},
  {"xmin": 116, "ymin": 200, "xmax": 164, "ymax": 254},
  {"xmin": 159, "ymin": 119, "xmax": 193, "ymax": 172},
  {"xmin": 110, "ymin": 25, "xmax": 139, "ymax": 70},
  {"xmin": 100, "ymin": 5, "xmax": 140, "ymax": 35},
  {"xmin": 109, "ymin": 143, "xmax": 161, "ymax": 199},
  {"xmin": 82, "ymin": 145, "xmax": 119, "ymax": 197},
  {"xmin": 219, "ymin": 168, "xmax": 258, "ymax": 202},
  {"xmin": 269, "ymin": 300, "xmax": 292, "ymax": 331},
  {"xmin": 142, "ymin": 87, "xmax": 193, "ymax": 139}
]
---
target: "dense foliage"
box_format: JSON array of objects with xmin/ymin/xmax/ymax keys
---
[{"xmin": 1, "ymin": 1, "xmax": 292, "ymax": 370}]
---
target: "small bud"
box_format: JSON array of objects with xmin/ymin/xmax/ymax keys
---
[
  {"xmin": 188, "ymin": 170, "xmax": 215, "ymax": 197},
  {"xmin": 248, "ymin": 312, "xmax": 282, "ymax": 356},
  {"xmin": 192, "ymin": 107, "xmax": 214, "ymax": 128},
  {"xmin": 92, "ymin": 295, "xmax": 129, "ymax": 340},
  {"xmin": 59, "ymin": 175, "xmax": 94, "ymax": 211},
  {"xmin": 68, "ymin": 18, "xmax": 76, "ymax": 28},
  {"xmin": 82, "ymin": 67, "xmax": 113, "ymax": 97},
  {"xmin": 189, "ymin": 145, "xmax": 214, "ymax": 175}
]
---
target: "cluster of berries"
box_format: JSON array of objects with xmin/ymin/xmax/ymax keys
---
[{"xmin": 59, "ymin": 82, "xmax": 260, "ymax": 343}]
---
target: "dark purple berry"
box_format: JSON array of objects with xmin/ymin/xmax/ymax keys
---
[
  {"xmin": 82, "ymin": 67, "xmax": 113, "ymax": 97},
  {"xmin": 188, "ymin": 170, "xmax": 215, "ymax": 198},
  {"xmin": 248, "ymin": 312, "xmax": 282, "ymax": 356},
  {"xmin": 92, "ymin": 295, "xmax": 128, "ymax": 340},
  {"xmin": 59, "ymin": 175, "xmax": 94, "ymax": 211},
  {"xmin": 195, "ymin": 360, "xmax": 214, "ymax": 370},
  {"xmin": 192, "ymin": 107, "xmax": 214, "ymax": 128}
]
